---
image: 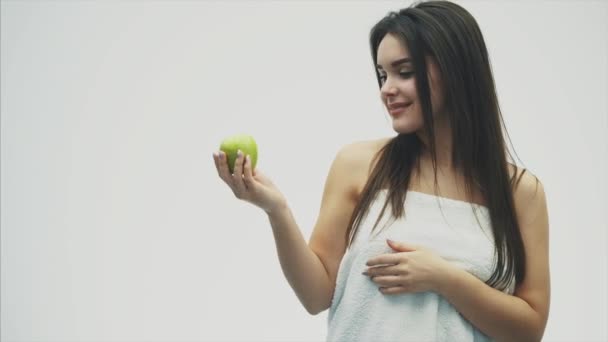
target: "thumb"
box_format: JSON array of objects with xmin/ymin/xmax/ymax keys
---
[{"xmin": 387, "ymin": 239, "xmax": 418, "ymax": 252}]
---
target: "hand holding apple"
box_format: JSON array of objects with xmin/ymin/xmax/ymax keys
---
[
  {"xmin": 213, "ymin": 134, "xmax": 286, "ymax": 214},
  {"xmin": 219, "ymin": 134, "xmax": 258, "ymax": 174}
]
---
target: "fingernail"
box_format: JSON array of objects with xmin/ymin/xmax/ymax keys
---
[
  {"xmin": 219, "ymin": 152, "xmax": 223, "ymax": 159},
  {"xmin": 237, "ymin": 150, "xmax": 242, "ymax": 157}
]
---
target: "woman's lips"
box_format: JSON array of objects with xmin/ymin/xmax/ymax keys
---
[{"xmin": 389, "ymin": 103, "xmax": 411, "ymax": 116}]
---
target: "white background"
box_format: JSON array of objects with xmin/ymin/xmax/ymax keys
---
[{"xmin": 1, "ymin": 0, "xmax": 606, "ymax": 341}]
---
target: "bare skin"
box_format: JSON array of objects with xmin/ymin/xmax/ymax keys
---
[{"xmin": 352, "ymin": 137, "xmax": 491, "ymax": 208}]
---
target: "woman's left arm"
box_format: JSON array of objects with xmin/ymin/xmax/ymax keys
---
[{"xmin": 438, "ymin": 175, "xmax": 551, "ymax": 342}]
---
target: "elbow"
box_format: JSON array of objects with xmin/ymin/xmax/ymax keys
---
[
  {"xmin": 529, "ymin": 310, "xmax": 548, "ymax": 342},
  {"xmin": 306, "ymin": 307, "xmax": 321, "ymax": 316},
  {"xmin": 304, "ymin": 280, "xmax": 334, "ymax": 315},
  {"xmin": 304, "ymin": 292, "xmax": 332, "ymax": 315},
  {"xmin": 499, "ymin": 314, "xmax": 546, "ymax": 342},
  {"xmin": 305, "ymin": 302, "xmax": 330, "ymax": 316},
  {"xmin": 497, "ymin": 330, "xmax": 542, "ymax": 342},
  {"xmin": 520, "ymin": 330, "xmax": 545, "ymax": 342},
  {"xmin": 512, "ymin": 301, "xmax": 548, "ymax": 342},
  {"xmin": 532, "ymin": 322, "xmax": 547, "ymax": 342}
]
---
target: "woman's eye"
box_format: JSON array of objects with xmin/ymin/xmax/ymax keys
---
[{"xmin": 379, "ymin": 72, "xmax": 413, "ymax": 83}]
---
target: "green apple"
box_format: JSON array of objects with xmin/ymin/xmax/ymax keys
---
[{"xmin": 219, "ymin": 134, "xmax": 258, "ymax": 174}]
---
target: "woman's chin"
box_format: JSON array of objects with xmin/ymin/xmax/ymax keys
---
[{"xmin": 392, "ymin": 120, "xmax": 421, "ymax": 134}]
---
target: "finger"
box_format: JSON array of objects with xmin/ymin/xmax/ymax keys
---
[
  {"xmin": 369, "ymin": 275, "xmax": 402, "ymax": 287},
  {"xmin": 387, "ymin": 239, "xmax": 420, "ymax": 252},
  {"xmin": 217, "ymin": 151, "xmax": 235, "ymax": 186},
  {"xmin": 232, "ymin": 150, "xmax": 247, "ymax": 194},
  {"xmin": 363, "ymin": 264, "xmax": 402, "ymax": 277},
  {"xmin": 366, "ymin": 254, "xmax": 400, "ymax": 267},
  {"xmin": 212, "ymin": 152, "xmax": 224, "ymax": 178},
  {"xmin": 379, "ymin": 285, "xmax": 409, "ymax": 295},
  {"xmin": 212, "ymin": 152, "xmax": 220, "ymax": 172},
  {"xmin": 243, "ymin": 154, "xmax": 256, "ymax": 191}
]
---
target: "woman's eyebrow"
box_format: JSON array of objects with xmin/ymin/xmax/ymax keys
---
[{"xmin": 376, "ymin": 57, "xmax": 412, "ymax": 70}]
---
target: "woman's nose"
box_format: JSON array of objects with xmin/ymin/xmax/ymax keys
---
[{"xmin": 381, "ymin": 82, "xmax": 398, "ymax": 97}]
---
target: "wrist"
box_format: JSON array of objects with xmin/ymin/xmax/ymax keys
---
[
  {"xmin": 436, "ymin": 263, "xmax": 459, "ymax": 295},
  {"xmin": 265, "ymin": 198, "xmax": 288, "ymax": 216}
]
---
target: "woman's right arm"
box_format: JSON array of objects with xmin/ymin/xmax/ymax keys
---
[
  {"xmin": 213, "ymin": 144, "xmax": 361, "ymax": 315},
  {"xmin": 268, "ymin": 143, "xmax": 361, "ymax": 315}
]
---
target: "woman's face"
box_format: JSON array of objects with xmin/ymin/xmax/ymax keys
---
[{"xmin": 376, "ymin": 33, "xmax": 444, "ymax": 134}]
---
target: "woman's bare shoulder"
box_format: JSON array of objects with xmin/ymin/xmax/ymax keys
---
[
  {"xmin": 345, "ymin": 136, "xmax": 392, "ymax": 153},
  {"xmin": 339, "ymin": 137, "xmax": 392, "ymax": 164},
  {"xmin": 337, "ymin": 136, "xmax": 393, "ymax": 194}
]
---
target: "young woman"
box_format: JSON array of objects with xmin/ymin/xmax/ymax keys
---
[{"xmin": 212, "ymin": 1, "xmax": 550, "ymax": 341}]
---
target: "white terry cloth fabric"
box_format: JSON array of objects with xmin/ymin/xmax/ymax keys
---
[{"xmin": 326, "ymin": 189, "xmax": 515, "ymax": 342}]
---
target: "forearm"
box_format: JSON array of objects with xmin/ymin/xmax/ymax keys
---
[
  {"xmin": 439, "ymin": 267, "xmax": 543, "ymax": 342},
  {"xmin": 267, "ymin": 203, "xmax": 333, "ymax": 315}
]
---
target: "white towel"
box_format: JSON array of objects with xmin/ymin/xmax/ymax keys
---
[{"xmin": 327, "ymin": 190, "xmax": 515, "ymax": 342}]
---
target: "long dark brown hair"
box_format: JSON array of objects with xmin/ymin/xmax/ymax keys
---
[{"xmin": 346, "ymin": 0, "xmax": 536, "ymax": 291}]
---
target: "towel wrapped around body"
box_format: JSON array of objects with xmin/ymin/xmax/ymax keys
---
[{"xmin": 327, "ymin": 190, "xmax": 515, "ymax": 342}]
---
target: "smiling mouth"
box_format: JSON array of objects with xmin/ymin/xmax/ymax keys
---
[{"xmin": 389, "ymin": 103, "xmax": 411, "ymax": 116}]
